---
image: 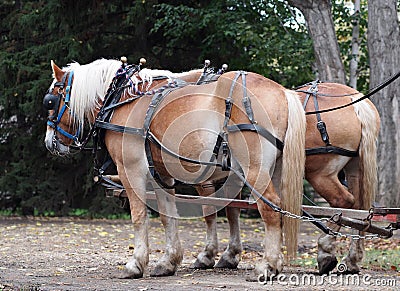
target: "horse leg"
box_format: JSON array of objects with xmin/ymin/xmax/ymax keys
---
[
  {"xmin": 215, "ymin": 176, "xmax": 243, "ymax": 269},
  {"xmin": 118, "ymin": 171, "xmax": 149, "ymax": 279},
  {"xmin": 341, "ymin": 235, "xmax": 364, "ymax": 274},
  {"xmin": 307, "ymin": 169, "xmax": 356, "ymax": 275},
  {"xmin": 151, "ymin": 178, "xmax": 183, "ymax": 277},
  {"xmin": 246, "ymin": 168, "xmax": 284, "ymax": 278},
  {"xmin": 317, "ymin": 222, "xmax": 340, "ymax": 275},
  {"xmin": 214, "ymin": 206, "xmax": 242, "ymax": 268},
  {"xmin": 190, "ymin": 181, "xmax": 218, "ymax": 269},
  {"xmin": 340, "ymin": 159, "xmax": 364, "ymax": 274}
]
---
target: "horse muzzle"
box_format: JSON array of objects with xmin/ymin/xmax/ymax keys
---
[{"xmin": 45, "ymin": 128, "xmax": 70, "ymax": 156}]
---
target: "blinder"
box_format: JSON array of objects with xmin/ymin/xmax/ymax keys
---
[
  {"xmin": 43, "ymin": 80, "xmax": 66, "ymax": 113},
  {"xmin": 43, "ymin": 91, "xmax": 61, "ymax": 111}
]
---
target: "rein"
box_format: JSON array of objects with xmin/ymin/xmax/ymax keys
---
[{"xmin": 302, "ymin": 69, "xmax": 400, "ymax": 115}]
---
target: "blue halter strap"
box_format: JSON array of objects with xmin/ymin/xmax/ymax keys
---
[{"xmin": 47, "ymin": 71, "xmax": 81, "ymax": 143}]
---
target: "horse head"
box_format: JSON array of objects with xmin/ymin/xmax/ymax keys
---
[
  {"xmin": 43, "ymin": 59, "xmax": 123, "ymax": 155},
  {"xmin": 43, "ymin": 61, "xmax": 79, "ymax": 155}
]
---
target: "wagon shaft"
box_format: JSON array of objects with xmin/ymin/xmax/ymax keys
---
[
  {"xmin": 107, "ymin": 189, "xmax": 399, "ymax": 220},
  {"xmin": 331, "ymin": 215, "xmax": 393, "ymax": 238},
  {"xmin": 107, "ymin": 188, "xmax": 259, "ymax": 209},
  {"xmin": 372, "ymin": 207, "xmax": 400, "ymax": 215}
]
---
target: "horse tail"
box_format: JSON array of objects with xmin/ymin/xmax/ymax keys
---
[
  {"xmin": 281, "ymin": 90, "xmax": 306, "ymax": 258},
  {"xmin": 352, "ymin": 97, "xmax": 380, "ymax": 209}
]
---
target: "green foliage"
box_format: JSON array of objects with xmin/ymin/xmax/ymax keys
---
[
  {"xmin": 0, "ymin": 209, "xmax": 14, "ymax": 216},
  {"xmin": 152, "ymin": 0, "xmax": 315, "ymax": 87},
  {"xmin": 68, "ymin": 208, "xmax": 89, "ymax": 217},
  {"xmin": 0, "ymin": 0, "xmax": 148, "ymax": 216}
]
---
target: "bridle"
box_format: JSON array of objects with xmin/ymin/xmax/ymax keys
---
[
  {"xmin": 43, "ymin": 71, "xmax": 82, "ymax": 146},
  {"xmin": 42, "ymin": 59, "xmax": 148, "ymax": 152}
]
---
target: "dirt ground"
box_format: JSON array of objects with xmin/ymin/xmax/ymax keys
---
[{"xmin": 0, "ymin": 216, "xmax": 399, "ymax": 291}]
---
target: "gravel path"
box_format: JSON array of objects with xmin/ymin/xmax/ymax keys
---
[{"xmin": 0, "ymin": 216, "xmax": 398, "ymax": 290}]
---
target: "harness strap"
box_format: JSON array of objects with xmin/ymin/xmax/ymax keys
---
[
  {"xmin": 142, "ymin": 80, "xmax": 188, "ymax": 187},
  {"xmin": 241, "ymin": 72, "xmax": 257, "ymax": 124},
  {"xmin": 55, "ymin": 72, "xmax": 73, "ymax": 121},
  {"xmin": 227, "ymin": 124, "xmax": 284, "ymax": 151},
  {"xmin": 302, "ymin": 80, "xmax": 331, "ymax": 146},
  {"xmin": 102, "ymin": 95, "xmax": 142, "ymax": 112},
  {"xmin": 47, "ymin": 120, "xmax": 79, "ymax": 142},
  {"xmin": 216, "ymin": 71, "xmax": 243, "ymax": 171},
  {"xmin": 144, "ymin": 92, "xmax": 168, "ymax": 133},
  {"xmin": 95, "ymin": 120, "xmax": 144, "ymax": 136},
  {"xmin": 147, "ymin": 132, "xmax": 221, "ymax": 167},
  {"xmin": 302, "ymin": 90, "xmax": 312, "ymax": 109},
  {"xmin": 313, "ymin": 92, "xmax": 331, "ymax": 146},
  {"xmin": 297, "ymin": 90, "xmax": 359, "ymax": 98},
  {"xmin": 223, "ymin": 71, "xmax": 242, "ymax": 128},
  {"xmin": 306, "ymin": 146, "xmax": 358, "ymax": 157}
]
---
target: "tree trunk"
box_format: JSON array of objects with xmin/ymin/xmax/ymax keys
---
[
  {"xmin": 368, "ymin": 0, "xmax": 400, "ymax": 207},
  {"xmin": 287, "ymin": 0, "xmax": 346, "ymax": 83},
  {"xmin": 349, "ymin": 0, "xmax": 360, "ymax": 89}
]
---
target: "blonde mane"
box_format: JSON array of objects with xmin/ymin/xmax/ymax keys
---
[
  {"xmin": 138, "ymin": 68, "xmax": 202, "ymax": 90},
  {"xmin": 63, "ymin": 58, "xmax": 201, "ymax": 129},
  {"xmin": 65, "ymin": 59, "xmax": 124, "ymax": 128}
]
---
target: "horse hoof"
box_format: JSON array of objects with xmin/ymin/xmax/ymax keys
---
[
  {"xmin": 190, "ymin": 251, "xmax": 215, "ymax": 269},
  {"xmin": 123, "ymin": 260, "xmax": 144, "ymax": 279},
  {"xmin": 214, "ymin": 255, "xmax": 239, "ymax": 269},
  {"xmin": 339, "ymin": 260, "xmax": 360, "ymax": 274},
  {"xmin": 117, "ymin": 269, "xmax": 144, "ymax": 279},
  {"xmin": 190, "ymin": 258, "xmax": 215, "ymax": 269},
  {"xmin": 254, "ymin": 262, "xmax": 280, "ymax": 282},
  {"xmin": 318, "ymin": 256, "xmax": 338, "ymax": 275},
  {"xmin": 150, "ymin": 264, "xmax": 177, "ymax": 277}
]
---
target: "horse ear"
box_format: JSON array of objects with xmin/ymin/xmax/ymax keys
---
[{"xmin": 51, "ymin": 60, "xmax": 64, "ymax": 81}]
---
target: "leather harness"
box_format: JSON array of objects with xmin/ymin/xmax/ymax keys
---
[
  {"xmin": 93, "ymin": 67, "xmax": 284, "ymax": 189},
  {"xmin": 298, "ymin": 80, "xmax": 358, "ymax": 158}
]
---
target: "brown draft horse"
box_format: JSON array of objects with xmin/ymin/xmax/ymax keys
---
[
  {"xmin": 297, "ymin": 83, "xmax": 380, "ymax": 274},
  {"xmin": 134, "ymin": 67, "xmax": 380, "ymax": 274},
  {"xmin": 43, "ymin": 59, "xmax": 306, "ymax": 279}
]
